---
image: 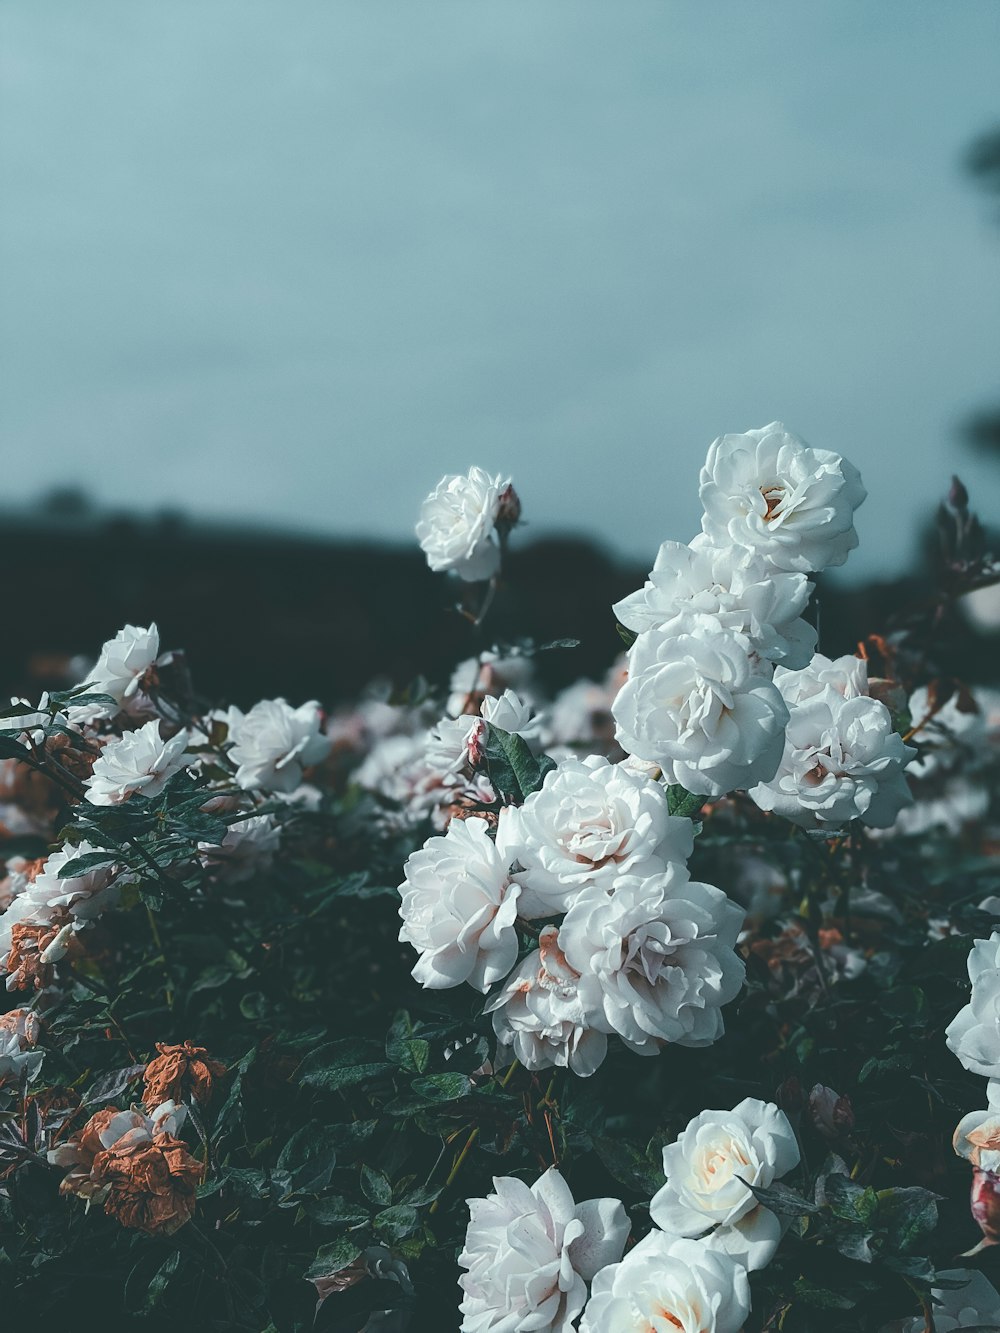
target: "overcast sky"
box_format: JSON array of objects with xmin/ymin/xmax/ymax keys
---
[{"xmin": 1, "ymin": 1, "xmax": 999, "ymax": 579}]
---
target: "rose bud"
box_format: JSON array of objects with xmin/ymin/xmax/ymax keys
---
[
  {"xmin": 808, "ymin": 1084, "xmax": 855, "ymax": 1140},
  {"xmin": 968, "ymin": 1167, "xmax": 1000, "ymax": 1255}
]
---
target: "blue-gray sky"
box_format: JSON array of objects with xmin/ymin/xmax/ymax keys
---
[{"xmin": 1, "ymin": 1, "xmax": 999, "ymax": 579}]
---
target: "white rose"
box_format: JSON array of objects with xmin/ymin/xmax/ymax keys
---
[
  {"xmin": 885, "ymin": 1270, "xmax": 1000, "ymax": 1332},
  {"xmin": 227, "ymin": 698, "xmax": 330, "ymax": 793},
  {"xmin": 580, "ymin": 1231, "xmax": 750, "ymax": 1333},
  {"xmin": 749, "ymin": 658, "xmax": 915, "ymax": 831},
  {"xmin": 494, "ymin": 754, "xmax": 694, "ymax": 918},
  {"xmin": 398, "ymin": 816, "xmax": 520, "ymax": 992},
  {"xmin": 198, "ymin": 814, "xmax": 282, "ymax": 883},
  {"xmin": 614, "ymin": 536, "xmax": 816, "ymax": 669},
  {"xmin": 0, "ymin": 1008, "xmax": 44, "ymax": 1083},
  {"xmin": 612, "ymin": 615, "xmax": 789, "ymax": 797},
  {"xmin": 446, "ymin": 651, "xmax": 537, "ymax": 717},
  {"xmin": 953, "ymin": 1081, "xmax": 1000, "ymax": 1173},
  {"xmin": 560, "ymin": 873, "xmax": 745, "ymax": 1053},
  {"xmin": 416, "ymin": 467, "xmax": 510, "ymax": 582},
  {"xmin": 699, "ymin": 421, "xmax": 866, "ymax": 572},
  {"xmin": 479, "ymin": 689, "xmax": 544, "ymax": 750},
  {"xmin": 70, "ymin": 622, "xmax": 160, "ymax": 720},
  {"xmin": 649, "ymin": 1097, "xmax": 800, "ymax": 1271},
  {"xmin": 85, "ymin": 721, "xmax": 190, "ymax": 806},
  {"xmin": 946, "ymin": 933, "xmax": 1000, "ymax": 1078},
  {"xmin": 459, "ymin": 1167, "xmax": 629, "ymax": 1333},
  {"xmin": 907, "ymin": 684, "xmax": 986, "ymax": 780},
  {"xmin": 487, "ymin": 926, "xmax": 608, "ymax": 1077},
  {"xmin": 771, "ymin": 650, "xmax": 868, "ymax": 706}
]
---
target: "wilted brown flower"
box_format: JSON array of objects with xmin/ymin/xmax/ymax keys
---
[
  {"xmin": 49, "ymin": 1106, "xmax": 121, "ymax": 1200},
  {"xmin": 143, "ymin": 1040, "xmax": 225, "ymax": 1107},
  {"xmin": 5, "ymin": 915, "xmax": 77, "ymax": 991},
  {"xmin": 92, "ymin": 1133, "xmax": 203, "ymax": 1236},
  {"xmin": 0, "ymin": 1007, "xmax": 42, "ymax": 1046}
]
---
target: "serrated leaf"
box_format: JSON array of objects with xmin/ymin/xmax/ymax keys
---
[
  {"xmin": 666, "ymin": 785, "xmax": 704, "ymax": 819},
  {"xmin": 482, "ymin": 724, "xmax": 555, "ymax": 801}
]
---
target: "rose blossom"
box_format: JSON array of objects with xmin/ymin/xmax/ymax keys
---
[
  {"xmin": 614, "ymin": 536, "xmax": 817, "ymax": 669},
  {"xmin": 0, "ymin": 1007, "xmax": 43, "ymax": 1083},
  {"xmin": 748, "ymin": 656, "xmax": 915, "ymax": 831},
  {"xmin": 143, "ymin": 1041, "xmax": 225, "ymax": 1107},
  {"xmin": 198, "ymin": 813, "xmax": 281, "ymax": 882},
  {"xmin": 416, "ymin": 467, "xmax": 512, "ymax": 582},
  {"xmin": 946, "ymin": 933, "xmax": 1000, "ymax": 1078},
  {"xmin": 699, "ymin": 421, "xmax": 866, "ymax": 572},
  {"xmin": 458, "ymin": 1166, "xmax": 628, "ymax": 1333},
  {"xmin": 69, "ymin": 622, "xmax": 160, "ymax": 720},
  {"xmin": 612, "ymin": 615, "xmax": 789, "ymax": 797},
  {"xmin": 227, "ymin": 698, "xmax": 330, "ymax": 793},
  {"xmin": 398, "ymin": 816, "xmax": 520, "ymax": 992},
  {"xmin": 487, "ymin": 926, "xmax": 607, "ymax": 1076},
  {"xmin": 0, "ymin": 842, "xmax": 122, "ymax": 971},
  {"xmin": 85, "ymin": 720, "xmax": 190, "ymax": 805},
  {"xmin": 649, "ymin": 1097, "xmax": 800, "ymax": 1270},
  {"xmin": 580, "ymin": 1231, "xmax": 750, "ymax": 1333},
  {"xmin": 559, "ymin": 872, "xmax": 745, "ymax": 1053},
  {"xmin": 495, "ymin": 754, "xmax": 694, "ymax": 918}
]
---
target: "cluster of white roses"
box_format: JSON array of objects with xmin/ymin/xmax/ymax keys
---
[
  {"xmin": 398, "ymin": 749, "xmax": 746, "ymax": 1076},
  {"xmin": 611, "ymin": 422, "xmax": 916, "ymax": 829},
  {"xmin": 458, "ymin": 1096, "xmax": 800, "ymax": 1333},
  {"xmin": 0, "ymin": 622, "xmax": 334, "ymax": 991}
]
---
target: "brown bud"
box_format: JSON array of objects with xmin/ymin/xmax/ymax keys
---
[
  {"xmin": 969, "ymin": 1167, "xmax": 1000, "ymax": 1253},
  {"xmin": 496, "ymin": 484, "xmax": 522, "ymax": 530}
]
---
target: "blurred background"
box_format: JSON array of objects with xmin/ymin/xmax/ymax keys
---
[{"xmin": 1, "ymin": 1, "xmax": 998, "ymax": 705}]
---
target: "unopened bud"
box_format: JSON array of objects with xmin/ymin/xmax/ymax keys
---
[
  {"xmin": 496, "ymin": 484, "xmax": 522, "ymax": 530},
  {"xmin": 809, "ymin": 1084, "xmax": 855, "ymax": 1140},
  {"xmin": 967, "ymin": 1167, "xmax": 1000, "ymax": 1255},
  {"xmin": 949, "ymin": 474, "xmax": 970, "ymax": 511}
]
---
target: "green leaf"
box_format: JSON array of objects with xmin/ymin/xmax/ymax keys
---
[
  {"xmin": 386, "ymin": 1011, "xmax": 431, "ymax": 1073},
  {"xmin": 300, "ymin": 1061, "xmax": 392, "ymax": 1091},
  {"xmin": 482, "ymin": 724, "xmax": 555, "ymax": 801},
  {"xmin": 615, "ymin": 623, "xmax": 638, "ymax": 648},
  {"xmin": 743, "ymin": 1177, "xmax": 821, "ymax": 1218},
  {"xmin": 361, "ymin": 1165, "xmax": 392, "ymax": 1207},
  {"xmin": 57, "ymin": 851, "xmax": 119, "ymax": 879},
  {"xmin": 792, "ymin": 1278, "xmax": 856, "ymax": 1310},
  {"xmin": 373, "ymin": 1204, "xmax": 420, "ymax": 1241},
  {"xmin": 666, "ymin": 785, "xmax": 704, "ymax": 819},
  {"xmin": 876, "ymin": 1186, "xmax": 940, "ymax": 1253},
  {"xmin": 410, "ymin": 1073, "xmax": 471, "ymax": 1102},
  {"xmin": 306, "ymin": 1236, "xmax": 363, "ymax": 1281},
  {"xmin": 304, "ymin": 1195, "xmax": 370, "ymax": 1227},
  {"xmin": 593, "ymin": 1136, "xmax": 666, "ymax": 1195}
]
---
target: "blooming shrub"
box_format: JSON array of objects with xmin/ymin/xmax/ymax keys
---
[{"xmin": 0, "ymin": 441, "xmax": 998, "ymax": 1330}]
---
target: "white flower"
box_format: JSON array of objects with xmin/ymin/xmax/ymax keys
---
[
  {"xmin": 907, "ymin": 684, "xmax": 986, "ymax": 780},
  {"xmin": 0, "ymin": 841, "xmax": 122, "ymax": 967},
  {"xmin": 487, "ymin": 926, "xmax": 608, "ymax": 1077},
  {"xmin": 545, "ymin": 679, "xmax": 617, "ymax": 750},
  {"xmin": 765, "ymin": 649, "xmax": 868, "ymax": 707},
  {"xmin": 85, "ymin": 720, "xmax": 190, "ymax": 806},
  {"xmin": 227, "ymin": 699, "xmax": 330, "ymax": 793},
  {"xmin": 495, "ymin": 755, "xmax": 694, "ymax": 918},
  {"xmin": 699, "ymin": 421, "xmax": 866, "ymax": 572},
  {"xmin": 612, "ymin": 616, "xmax": 789, "ymax": 797},
  {"xmin": 480, "ymin": 689, "xmax": 544, "ymax": 750},
  {"xmin": 71, "ymin": 623, "xmax": 160, "ymax": 720},
  {"xmin": 447, "ymin": 651, "xmax": 537, "ymax": 717},
  {"xmin": 749, "ymin": 656, "xmax": 915, "ymax": 831},
  {"xmin": 614, "ymin": 537, "xmax": 816, "ymax": 669},
  {"xmin": 459, "ymin": 1167, "xmax": 628, "ymax": 1333},
  {"xmin": 886, "ymin": 1270, "xmax": 1000, "ymax": 1332},
  {"xmin": 649, "ymin": 1097, "xmax": 800, "ymax": 1271},
  {"xmin": 0, "ymin": 1008, "xmax": 43, "ymax": 1083},
  {"xmin": 198, "ymin": 814, "xmax": 281, "ymax": 882},
  {"xmin": 428, "ymin": 691, "xmax": 543, "ymax": 781},
  {"xmin": 580, "ymin": 1230, "xmax": 750, "ymax": 1333},
  {"xmin": 560, "ymin": 873, "xmax": 745, "ymax": 1053},
  {"xmin": 417, "ymin": 467, "xmax": 510, "ymax": 582},
  {"xmin": 953, "ymin": 1080, "xmax": 1000, "ymax": 1172},
  {"xmin": 946, "ymin": 933, "xmax": 1000, "ymax": 1078},
  {"xmin": 398, "ymin": 817, "xmax": 520, "ymax": 992}
]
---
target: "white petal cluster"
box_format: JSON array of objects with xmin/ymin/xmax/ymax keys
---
[
  {"xmin": 458, "ymin": 1167, "xmax": 628, "ymax": 1333},
  {"xmin": 560, "ymin": 874, "xmax": 745, "ymax": 1054},
  {"xmin": 699, "ymin": 421, "xmax": 866, "ymax": 573},
  {"xmin": 417, "ymin": 467, "xmax": 510, "ymax": 582},
  {"xmin": 0, "ymin": 841, "xmax": 123, "ymax": 970},
  {"xmin": 496, "ymin": 754, "xmax": 694, "ymax": 917},
  {"xmin": 0, "ymin": 1008, "xmax": 43, "ymax": 1083},
  {"xmin": 72, "ymin": 622, "xmax": 161, "ymax": 720},
  {"xmin": 649, "ymin": 1097, "xmax": 800, "ymax": 1271},
  {"xmin": 398, "ymin": 817, "xmax": 520, "ymax": 992},
  {"xmin": 198, "ymin": 814, "xmax": 282, "ymax": 882},
  {"xmin": 227, "ymin": 699, "xmax": 330, "ymax": 793},
  {"xmin": 749, "ymin": 654, "xmax": 915, "ymax": 830},
  {"xmin": 907, "ymin": 684, "xmax": 987, "ymax": 780},
  {"xmin": 946, "ymin": 932, "xmax": 1000, "ymax": 1078},
  {"xmin": 487, "ymin": 926, "xmax": 608, "ymax": 1077},
  {"xmin": 613, "ymin": 614, "xmax": 789, "ymax": 797},
  {"xmin": 614, "ymin": 536, "xmax": 816, "ymax": 669},
  {"xmin": 580, "ymin": 1231, "xmax": 750, "ymax": 1333},
  {"xmin": 953, "ymin": 1079, "xmax": 1000, "ymax": 1173},
  {"xmin": 85, "ymin": 720, "xmax": 190, "ymax": 806}
]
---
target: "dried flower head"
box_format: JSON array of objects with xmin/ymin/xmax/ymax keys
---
[{"xmin": 143, "ymin": 1040, "xmax": 225, "ymax": 1106}]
